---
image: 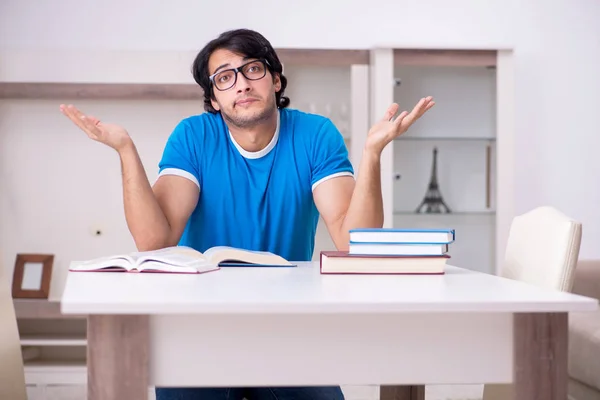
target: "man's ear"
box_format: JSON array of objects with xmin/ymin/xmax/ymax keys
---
[
  {"xmin": 273, "ymin": 74, "xmax": 281, "ymax": 93},
  {"xmin": 211, "ymin": 98, "xmax": 220, "ymax": 111}
]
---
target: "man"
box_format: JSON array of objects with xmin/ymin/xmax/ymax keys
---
[{"xmin": 60, "ymin": 28, "xmax": 434, "ymax": 400}]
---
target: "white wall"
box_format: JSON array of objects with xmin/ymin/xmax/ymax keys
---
[
  {"xmin": 0, "ymin": 98, "xmax": 203, "ymax": 298},
  {"xmin": 1, "ymin": 0, "xmax": 599, "ymax": 289},
  {"xmin": 0, "ymin": 0, "xmax": 515, "ymax": 51},
  {"xmin": 511, "ymin": 1, "xmax": 600, "ymax": 260}
]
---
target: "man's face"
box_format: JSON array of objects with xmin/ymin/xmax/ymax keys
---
[{"xmin": 208, "ymin": 48, "xmax": 281, "ymax": 129}]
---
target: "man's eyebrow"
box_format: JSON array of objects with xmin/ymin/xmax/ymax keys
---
[
  {"xmin": 212, "ymin": 57, "xmax": 257, "ymax": 75},
  {"xmin": 212, "ymin": 63, "xmax": 231, "ymax": 75}
]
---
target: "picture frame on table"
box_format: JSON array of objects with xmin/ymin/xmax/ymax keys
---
[{"xmin": 11, "ymin": 254, "xmax": 54, "ymax": 299}]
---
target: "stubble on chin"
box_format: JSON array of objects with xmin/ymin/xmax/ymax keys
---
[{"xmin": 222, "ymin": 98, "xmax": 277, "ymax": 129}]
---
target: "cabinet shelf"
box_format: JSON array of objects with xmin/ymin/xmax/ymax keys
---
[
  {"xmin": 20, "ymin": 334, "xmax": 87, "ymax": 347},
  {"xmin": 24, "ymin": 360, "xmax": 87, "ymax": 386},
  {"xmin": 396, "ymin": 136, "xmax": 495, "ymax": 142},
  {"xmin": 24, "ymin": 360, "xmax": 86, "ymax": 369},
  {"xmin": 394, "ymin": 211, "xmax": 495, "ymax": 215},
  {"xmin": 13, "ymin": 299, "xmax": 86, "ymax": 319}
]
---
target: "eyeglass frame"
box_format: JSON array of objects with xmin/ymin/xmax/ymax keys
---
[{"xmin": 208, "ymin": 58, "xmax": 272, "ymax": 91}]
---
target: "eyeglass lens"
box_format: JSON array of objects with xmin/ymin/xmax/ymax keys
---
[{"xmin": 214, "ymin": 60, "xmax": 267, "ymax": 90}]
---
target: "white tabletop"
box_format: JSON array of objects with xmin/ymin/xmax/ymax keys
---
[{"xmin": 60, "ymin": 262, "xmax": 598, "ymax": 315}]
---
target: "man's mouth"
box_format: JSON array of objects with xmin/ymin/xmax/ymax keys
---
[{"xmin": 235, "ymin": 98, "xmax": 258, "ymax": 106}]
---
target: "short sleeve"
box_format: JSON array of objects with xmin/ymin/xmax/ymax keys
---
[
  {"xmin": 310, "ymin": 118, "xmax": 354, "ymax": 191},
  {"xmin": 157, "ymin": 120, "xmax": 201, "ymax": 189}
]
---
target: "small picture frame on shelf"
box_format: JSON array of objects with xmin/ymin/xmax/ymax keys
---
[{"xmin": 12, "ymin": 254, "xmax": 54, "ymax": 299}]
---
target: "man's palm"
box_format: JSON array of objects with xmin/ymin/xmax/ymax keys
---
[
  {"xmin": 60, "ymin": 104, "xmax": 131, "ymax": 151},
  {"xmin": 366, "ymin": 96, "xmax": 435, "ymax": 154}
]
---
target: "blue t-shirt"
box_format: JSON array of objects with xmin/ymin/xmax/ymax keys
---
[{"xmin": 157, "ymin": 108, "xmax": 354, "ymax": 261}]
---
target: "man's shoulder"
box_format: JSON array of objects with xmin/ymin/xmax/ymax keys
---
[
  {"xmin": 170, "ymin": 112, "xmax": 226, "ymax": 143},
  {"xmin": 282, "ymin": 108, "xmax": 331, "ymax": 128},
  {"xmin": 177, "ymin": 112, "xmax": 225, "ymax": 132},
  {"xmin": 281, "ymin": 108, "xmax": 343, "ymax": 147},
  {"xmin": 280, "ymin": 108, "xmax": 338, "ymax": 145}
]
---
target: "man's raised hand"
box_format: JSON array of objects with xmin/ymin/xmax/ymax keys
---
[
  {"xmin": 60, "ymin": 104, "xmax": 132, "ymax": 152},
  {"xmin": 365, "ymin": 96, "xmax": 435, "ymax": 155}
]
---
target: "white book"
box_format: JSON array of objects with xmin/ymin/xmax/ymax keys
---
[
  {"xmin": 349, "ymin": 228, "xmax": 455, "ymax": 244},
  {"xmin": 349, "ymin": 242, "xmax": 449, "ymax": 256}
]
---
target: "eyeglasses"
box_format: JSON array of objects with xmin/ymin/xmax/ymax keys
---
[{"xmin": 209, "ymin": 59, "xmax": 270, "ymax": 91}]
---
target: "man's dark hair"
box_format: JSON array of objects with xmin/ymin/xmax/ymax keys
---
[{"xmin": 192, "ymin": 29, "xmax": 290, "ymax": 114}]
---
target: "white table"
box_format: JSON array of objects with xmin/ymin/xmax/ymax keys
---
[{"xmin": 61, "ymin": 262, "xmax": 598, "ymax": 400}]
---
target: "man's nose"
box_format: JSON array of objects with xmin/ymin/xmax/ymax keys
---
[{"xmin": 236, "ymin": 73, "xmax": 252, "ymax": 92}]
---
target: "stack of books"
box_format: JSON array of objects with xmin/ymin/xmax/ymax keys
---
[{"xmin": 320, "ymin": 228, "xmax": 455, "ymax": 275}]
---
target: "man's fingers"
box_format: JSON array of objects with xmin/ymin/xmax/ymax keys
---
[
  {"xmin": 60, "ymin": 104, "xmax": 83, "ymax": 120},
  {"xmin": 79, "ymin": 115, "xmax": 103, "ymax": 137},
  {"xmin": 60, "ymin": 106, "xmax": 88, "ymax": 131},
  {"xmin": 86, "ymin": 115, "xmax": 101, "ymax": 126},
  {"xmin": 393, "ymin": 111, "xmax": 409, "ymax": 126},
  {"xmin": 60, "ymin": 104, "xmax": 103, "ymax": 137},
  {"xmin": 416, "ymin": 96, "xmax": 435, "ymax": 116},
  {"xmin": 60, "ymin": 104, "xmax": 85, "ymax": 125},
  {"xmin": 382, "ymin": 103, "xmax": 400, "ymax": 122},
  {"xmin": 424, "ymin": 100, "xmax": 435, "ymax": 113},
  {"xmin": 399, "ymin": 97, "xmax": 435, "ymax": 128}
]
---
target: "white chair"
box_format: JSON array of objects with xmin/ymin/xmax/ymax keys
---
[
  {"xmin": 0, "ymin": 259, "xmax": 27, "ymax": 400},
  {"xmin": 482, "ymin": 205, "xmax": 583, "ymax": 400}
]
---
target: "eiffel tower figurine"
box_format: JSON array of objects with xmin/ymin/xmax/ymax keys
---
[{"xmin": 415, "ymin": 147, "xmax": 451, "ymax": 213}]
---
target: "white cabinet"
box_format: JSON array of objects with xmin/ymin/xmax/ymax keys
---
[
  {"xmin": 14, "ymin": 300, "xmax": 87, "ymax": 399},
  {"xmin": 370, "ymin": 48, "xmax": 514, "ymax": 275},
  {"xmin": 282, "ymin": 47, "xmax": 515, "ymax": 274}
]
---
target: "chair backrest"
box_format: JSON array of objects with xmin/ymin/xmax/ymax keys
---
[
  {"xmin": 0, "ymin": 263, "xmax": 27, "ymax": 400},
  {"xmin": 501, "ymin": 205, "xmax": 582, "ymax": 292},
  {"xmin": 483, "ymin": 206, "xmax": 583, "ymax": 400}
]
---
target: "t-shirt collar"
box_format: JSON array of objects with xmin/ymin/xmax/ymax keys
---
[{"xmin": 228, "ymin": 110, "xmax": 280, "ymax": 159}]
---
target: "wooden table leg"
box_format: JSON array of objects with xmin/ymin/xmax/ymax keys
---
[
  {"xmin": 87, "ymin": 315, "xmax": 149, "ymax": 400},
  {"xmin": 380, "ymin": 385, "xmax": 425, "ymax": 400},
  {"xmin": 513, "ymin": 312, "xmax": 568, "ymax": 400}
]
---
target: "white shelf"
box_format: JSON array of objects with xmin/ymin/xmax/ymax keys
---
[
  {"xmin": 394, "ymin": 211, "xmax": 495, "ymax": 215},
  {"xmin": 397, "ymin": 136, "xmax": 496, "ymax": 141},
  {"xmin": 20, "ymin": 334, "xmax": 87, "ymax": 347},
  {"xmin": 24, "ymin": 360, "xmax": 87, "ymax": 386},
  {"xmin": 24, "ymin": 360, "xmax": 86, "ymax": 369}
]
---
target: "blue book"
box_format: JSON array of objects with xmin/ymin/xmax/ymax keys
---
[{"xmin": 348, "ymin": 228, "xmax": 455, "ymax": 244}]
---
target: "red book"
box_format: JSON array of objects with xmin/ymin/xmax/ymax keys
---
[{"xmin": 319, "ymin": 251, "xmax": 448, "ymax": 275}]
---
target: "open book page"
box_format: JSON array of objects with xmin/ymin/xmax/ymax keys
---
[
  {"xmin": 70, "ymin": 254, "xmax": 136, "ymax": 271},
  {"xmin": 132, "ymin": 246, "xmax": 207, "ymax": 267},
  {"xmin": 134, "ymin": 246, "xmax": 217, "ymax": 273},
  {"xmin": 202, "ymin": 246, "xmax": 293, "ymax": 266},
  {"xmin": 69, "ymin": 245, "xmax": 294, "ymax": 273},
  {"xmin": 69, "ymin": 246, "xmax": 218, "ymax": 273}
]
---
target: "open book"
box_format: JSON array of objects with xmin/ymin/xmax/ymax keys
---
[{"xmin": 69, "ymin": 245, "xmax": 293, "ymax": 274}]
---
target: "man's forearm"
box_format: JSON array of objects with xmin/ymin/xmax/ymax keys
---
[
  {"xmin": 119, "ymin": 141, "xmax": 171, "ymax": 251},
  {"xmin": 340, "ymin": 150, "xmax": 384, "ymax": 243}
]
